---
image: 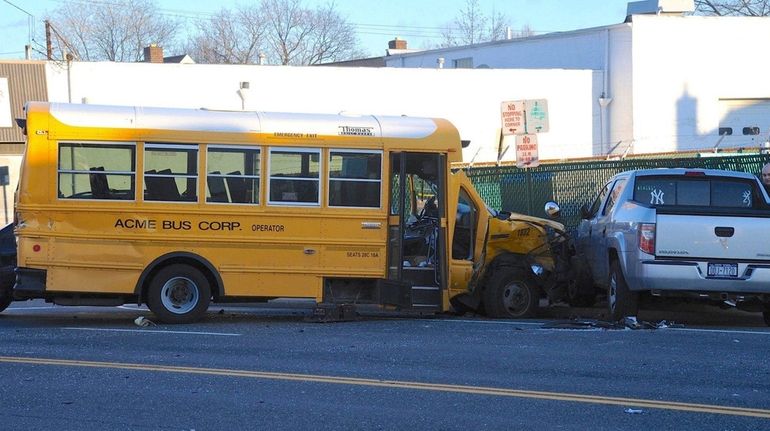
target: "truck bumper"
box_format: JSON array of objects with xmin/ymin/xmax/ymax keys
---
[{"xmin": 634, "ymin": 260, "xmax": 770, "ymax": 294}]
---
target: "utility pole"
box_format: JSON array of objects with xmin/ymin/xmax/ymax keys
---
[{"xmin": 45, "ymin": 20, "xmax": 52, "ymax": 60}]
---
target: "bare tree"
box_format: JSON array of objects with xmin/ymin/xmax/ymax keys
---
[
  {"xmin": 299, "ymin": 2, "xmax": 365, "ymax": 65},
  {"xmin": 187, "ymin": 6, "xmax": 268, "ymax": 64},
  {"xmin": 261, "ymin": 0, "xmax": 364, "ymax": 65},
  {"xmin": 46, "ymin": 0, "xmax": 179, "ymax": 62},
  {"xmin": 440, "ymin": 0, "xmax": 511, "ymax": 47},
  {"xmin": 190, "ymin": 0, "xmax": 363, "ymax": 65},
  {"xmin": 694, "ymin": 0, "xmax": 770, "ymax": 15}
]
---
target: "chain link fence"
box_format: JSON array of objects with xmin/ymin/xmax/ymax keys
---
[{"xmin": 465, "ymin": 153, "xmax": 770, "ymax": 231}]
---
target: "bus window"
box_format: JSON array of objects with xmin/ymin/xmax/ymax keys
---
[
  {"xmin": 144, "ymin": 144, "xmax": 198, "ymax": 202},
  {"xmin": 268, "ymin": 148, "xmax": 320, "ymax": 205},
  {"xmin": 206, "ymin": 146, "xmax": 260, "ymax": 204},
  {"xmin": 452, "ymin": 188, "xmax": 477, "ymax": 260},
  {"xmin": 328, "ymin": 150, "xmax": 382, "ymax": 208},
  {"xmin": 57, "ymin": 142, "xmax": 135, "ymax": 200}
]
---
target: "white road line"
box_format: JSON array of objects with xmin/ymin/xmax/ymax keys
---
[{"xmin": 63, "ymin": 327, "xmax": 241, "ymax": 336}]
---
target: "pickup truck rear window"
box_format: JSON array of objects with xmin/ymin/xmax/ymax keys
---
[{"xmin": 634, "ymin": 176, "xmax": 756, "ymax": 208}]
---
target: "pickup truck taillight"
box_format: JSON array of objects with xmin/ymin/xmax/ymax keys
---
[{"xmin": 639, "ymin": 223, "xmax": 655, "ymax": 255}]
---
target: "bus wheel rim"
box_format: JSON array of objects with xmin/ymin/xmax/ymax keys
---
[
  {"xmin": 160, "ymin": 276, "xmax": 199, "ymax": 315},
  {"xmin": 502, "ymin": 282, "xmax": 528, "ymax": 315}
]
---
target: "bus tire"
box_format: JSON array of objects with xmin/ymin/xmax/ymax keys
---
[
  {"xmin": 0, "ymin": 265, "xmax": 15, "ymax": 313},
  {"xmin": 146, "ymin": 264, "xmax": 211, "ymax": 324},
  {"xmin": 483, "ymin": 268, "xmax": 539, "ymax": 319}
]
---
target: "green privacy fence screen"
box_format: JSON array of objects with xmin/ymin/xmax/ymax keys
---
[{"xmin": 464, "ymin": 153, "xmax": 770, "ymax": 232}]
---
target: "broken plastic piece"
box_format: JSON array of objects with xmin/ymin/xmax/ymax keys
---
[
  {"xmin": 134, "ymin": 316, "xmax": 156, "ymax": 327},
  {"xmin": 624, "ymin": 408, "xmax": 643, "ymax": 414}
]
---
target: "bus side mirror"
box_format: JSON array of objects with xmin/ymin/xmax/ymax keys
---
[{"xmin": 544, "ymin": 201, "xmax": 561, "ymax": 219}]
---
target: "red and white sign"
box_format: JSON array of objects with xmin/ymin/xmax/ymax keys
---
[
  {"xmin": 500, "ymin": 100, "xmax": 525, "ymax": 135},
  {"xmin": 515, "ymin": 134, "xmax": 539, "ymax": 168}
]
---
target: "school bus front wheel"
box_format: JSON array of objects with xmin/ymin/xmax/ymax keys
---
[{"xmin": 146, "ymin": 264, "xmax": 212, "ymax": 324}]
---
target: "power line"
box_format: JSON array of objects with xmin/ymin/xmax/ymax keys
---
[{"xmin": 1, "ymin": 0, "xmax": 35, "ymax": 47}]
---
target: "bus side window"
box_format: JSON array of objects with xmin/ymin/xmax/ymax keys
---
[
  {"xmin": 58, "ymin": 142, "xmax": 135, "ymax": 200},
  {"xmin": 144, "ymin": 144, "xmax": 198, "ymax": 202}
]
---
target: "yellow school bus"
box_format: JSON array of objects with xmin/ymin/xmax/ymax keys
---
[{"xmin": 9, "ymin": 102, "xmax": 571, "ymax": 323}]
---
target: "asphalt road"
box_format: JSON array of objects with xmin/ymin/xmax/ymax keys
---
[{"xmin": 1, "ymin": 300, "xmax": 769, "ymax": 430}]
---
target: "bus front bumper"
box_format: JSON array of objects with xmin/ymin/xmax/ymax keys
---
[{"xmin": 14, "ymin": 267, "xmax": 47, "ymax": 298}]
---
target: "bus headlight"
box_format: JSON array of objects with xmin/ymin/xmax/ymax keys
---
[{"xmin": 530, "ymin": 264, "xmax": 544, "ymax": 276}]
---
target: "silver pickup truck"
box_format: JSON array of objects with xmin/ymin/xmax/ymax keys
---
[{"xmin": 574, "ymin": 168, "xmax": 770, "ymax": 325}]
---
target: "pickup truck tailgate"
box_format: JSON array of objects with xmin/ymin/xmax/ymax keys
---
[{"xmin": 656, "ymin": 214, "xmax": 770, "ymax": 260}]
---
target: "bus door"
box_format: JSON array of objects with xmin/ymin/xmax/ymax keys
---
[{"xmin": 384, "ymin": 152, "xmax": 447, "ymax": 311}]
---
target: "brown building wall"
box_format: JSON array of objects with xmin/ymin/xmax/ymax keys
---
[{"xmin": 0, "ymin": 61, "xmax": 48, "ymax": 147}]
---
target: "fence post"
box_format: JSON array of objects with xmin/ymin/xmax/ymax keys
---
[{"xmin": 526, "ymin": 168, "xmax": 533, "ymax": 215}]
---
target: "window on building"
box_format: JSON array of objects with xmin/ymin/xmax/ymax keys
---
[
  {"xmin": 58, "ymin": 142, "xmax": 135, "ymax": 200},
  {"xmin": 268, "ymin": 148, "xmax": 321, "ymax": 205},
  {"xmin": 206, "ymin": 146, "xmax": 260, "ymax": 204},
  {"xmin": 453, "ymin": 57, "xmax": 473, "ymax": 69},
  {"xmin": 328, "ymin": 150, "xmax": 381, "ymax": 208},
  {"xmin": 144, "ymin": 144, "xmax": 198, "ymax": 202},
  {"xmin": 743, "ymin": 127, "xmax": 760, "ymax": 135}
]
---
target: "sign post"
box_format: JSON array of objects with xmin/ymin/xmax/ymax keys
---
[
  {"xmin": 500, "ymin": 99, "xmax": 548, "ymax": 167},
  {"xmin": 525, "ymin": 99, "xmax": 549, "ymax": 133},
  {"xmin": 515, "ymin": 134, "xmax": 539, "ymax": 168},
  {"xmin": 500, "ymin": 100, "xmax": 525, "ymax": 136},
  {"xmin": 0, "ymin": 166, "xmax": 8, "ymax": 224}
]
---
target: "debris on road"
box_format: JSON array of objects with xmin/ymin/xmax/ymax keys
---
[
  {"xmin": 541, "ymin": 318, "xmax": 683, "ymax": 330},
  {"xmin": 134, "ymin": 316, "xmax": 157, "ymax": 327},
  {"xmin": 624, "ymin": 408, "xmax": 644, "ymax": 414}
]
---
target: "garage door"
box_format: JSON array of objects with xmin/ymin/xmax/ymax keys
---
[{"xmin": 718, "ymin": 99, "xmax": 770, "ymax": 148}]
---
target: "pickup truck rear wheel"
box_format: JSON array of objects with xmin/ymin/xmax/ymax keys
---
[
  {"xmin": 484, "ymin": 268, "xmax": 539, "ymax": 318},
  {"xmin": 608, "ymin": 260, "xmax": 638, "ymax": 321}
]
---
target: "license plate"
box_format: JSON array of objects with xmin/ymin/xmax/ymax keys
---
[{"xmin": 707, "ymin": 263, "xmax": 738, "ymax": 278}]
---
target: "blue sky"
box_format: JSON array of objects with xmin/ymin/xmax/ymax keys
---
[{"xmin": 0, "ymin": 0, "xmax": 631, "ymax": 59}]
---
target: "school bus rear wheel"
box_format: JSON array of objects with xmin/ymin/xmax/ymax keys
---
[{"xmin": 147, "ymin": 264, "xmax": 211, "ymax": 324}]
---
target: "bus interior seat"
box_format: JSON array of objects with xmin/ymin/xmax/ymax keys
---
[
  {"xmin": 207, "ymin": 171, "xmax": 228, "ymax": 202},
  {"xmin": 226, "ymin": 171, "xmax": 248, "ymax": 203},
  {"xmin": 145, "ymin": 168, "xmax": 181, "ymax": 201},
  {"xmin": 89, "ymin": 166, "xmax": 110, "ymax": 199}
]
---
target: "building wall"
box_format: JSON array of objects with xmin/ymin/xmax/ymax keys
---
[
  {"xmin": 386, "ymin": 15, "xmax": 770, "ymax": 156},
  {"xmin": 0, "ymin": 61, "xmax": 48, "ymax": 220},
  {"xmin": 631, "ymin": 15, "xmax": 770, "ymax": 153},
  {"xmin": 44, "ymin": 63, "xmax": 599, "ymax": 163},
  {"xmin": 384, "ymin": 26, "xmax": 621, "ymax": 71}
]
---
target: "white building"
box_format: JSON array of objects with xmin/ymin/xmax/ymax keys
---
[
  {"xmin": 386, "ymin": 6, "xmax": 770, "ymax": 156},
  {"xmin": 44, "ymin": 63, "xmax": 597, "ymax": 164}
]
